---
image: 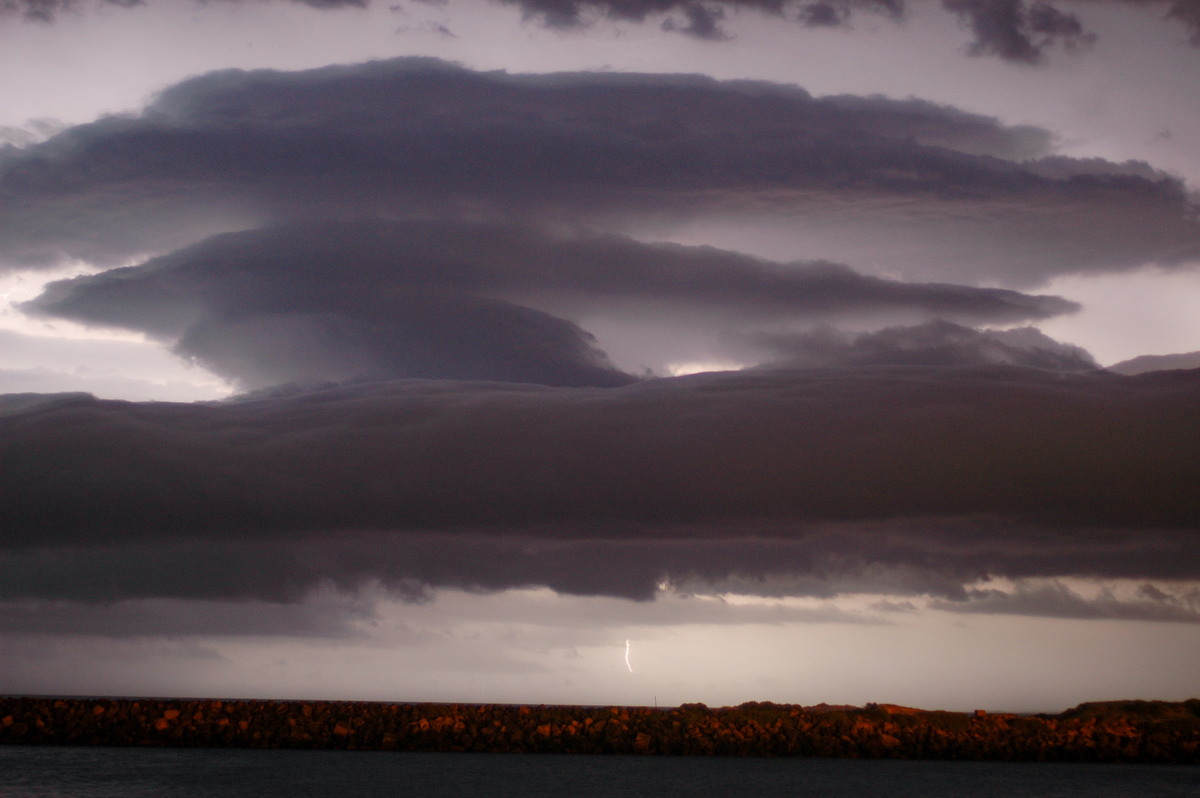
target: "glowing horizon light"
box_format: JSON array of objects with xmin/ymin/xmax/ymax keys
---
[{"xmin": 665, "ymin": 360, "xmax": 744, "ymax": 377}]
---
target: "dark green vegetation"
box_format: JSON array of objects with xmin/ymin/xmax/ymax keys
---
[{"xmin": 2, "ymin": 697, "xmax": 1198, "ymax": 763}]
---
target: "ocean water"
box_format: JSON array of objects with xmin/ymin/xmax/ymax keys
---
[{"xmin": 1, "ymin": 745, "xmax": 1196, "ymax": 797}]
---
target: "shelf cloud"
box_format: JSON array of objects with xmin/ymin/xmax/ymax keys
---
[{"xmin": 3, "ymin": 366, "xmax": 1198, "ymax": 608}]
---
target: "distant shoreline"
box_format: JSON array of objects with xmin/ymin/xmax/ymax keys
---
[{"xmin": 2, "ymin": 696, "xmax": 1198, "ymax": 764}]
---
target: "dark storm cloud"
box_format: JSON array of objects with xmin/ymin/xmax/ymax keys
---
[
  {"xmin": 942, "ymin": 0, "xmax": 1094, "ymax": 63},
  {"xmin": 168, "ymin": 295, "xmax": 633, "ymax": 390},
  {"xmin": 749, "ymin": 319, "xmax": 1097, "ymax": 370},
  {"xmin": 0, "ymin": 0, "xmax": 134, "ymax": 23},
  {"xmin": 659, "ymin": 2, "xmax": 730, "ymax": 38},
  {"xmin": 3, "ymin": 58, "xmax": 1196, "ymax": 285},
  {"xmin": 1, "ymin": 520, "xmax": 1198, "ymax": 608},
  {"xmin": 1166, "ymin": 0, "xmax": 1200, "ymax": 43},
  {"xmin": 23, "ymin": 220, "xmax": 1075, "ymax": 388},
  {"xmin": 7, "ymin": 366, "xmax": 1199, "ymax": 539},
  {"xmin": 941, "ymin": 1, "xmax": 1200, "ymax": 62},
  {"xmin": 25, "ymin": 220, "xmax": 1075, "ymax": 330},
  {"xmin": 504, "ymin": 0, "xmax": 908, "ymax": 38},
  {"xmin": 5, "ymin": 1, "xmax": 1198, "ymax": 60},
  {"xmin": 2, "ymin": 366, "xmax": 1199, "ymax": 605},
  {"xmin": 502, "ymin": 0, "xmax": 780, "ymax": 30},
  {"xmin": 0, "ymin": 556, "xmax": 873, "ymax": 638},
  {"xmin": 504, "ymin": 0, "xmax": 1200, "ymax": 56}
]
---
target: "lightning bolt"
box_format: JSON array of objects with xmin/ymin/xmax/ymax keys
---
[{"xmin": 625, "ymin": 639, "xmax": 633, "ymax": 673}]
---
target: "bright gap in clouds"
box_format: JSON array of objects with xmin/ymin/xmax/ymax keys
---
[
  {"xmin": 0, "ymin": 264, "xmax": 234, "ymax": 401},
  {"xmin": 1, "ymin": 263, "xmax": 149, "ymax": 342},
  {"xmin": 3, "ymin": 584, "xmax": 1198, "ymax": 713},
  {"xmin": 1037, "ymin": 266, "xmax": 1200, "ymax": 366},
  {"xmin": 666, "ymin": 361, "xmax": 745, "ymax": 377}
]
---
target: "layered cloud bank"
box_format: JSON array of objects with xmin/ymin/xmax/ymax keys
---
[
  {"xmin": 3, "ymin": 58, "xmax": 1198, "ymax": 286},
  {"xmin": 4, "ymin": 367, "xmax": 1199, "ymax": 611},
  {"xmin": 24, "ymin": 220, "xmax": 1076, "ymax": 388},
  {"xmin": 3, "ymin": 50, "xmax": 1199, "ymax": 652}
]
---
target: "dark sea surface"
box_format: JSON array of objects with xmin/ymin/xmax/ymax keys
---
[{"xmin": 2, "ymin": 745, "xmax": 1196, "ymax": 797}]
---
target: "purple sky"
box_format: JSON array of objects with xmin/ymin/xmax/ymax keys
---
[{"xmin": 1, "ymin": 0, "xmax": 1199, "ymax": 712}]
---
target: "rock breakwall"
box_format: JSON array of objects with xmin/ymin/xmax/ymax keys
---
[{"xmin": 2, "ymin": 696, "xmax": 1198, "ymax": 763}]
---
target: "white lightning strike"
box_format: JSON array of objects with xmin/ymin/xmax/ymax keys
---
[{"xmin": 624, "ymin": 639, "xmax": 633, "ymax": 673}]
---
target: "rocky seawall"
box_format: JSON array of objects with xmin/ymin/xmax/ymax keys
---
[{"xmin": 2, "ymin": 696, "xmax": 1199, "ymax": 763}]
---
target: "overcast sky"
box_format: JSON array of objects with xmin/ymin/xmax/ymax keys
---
[{"xmin": 2, "ymin": 0, "xmax": 1199, "ymax": 713}]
